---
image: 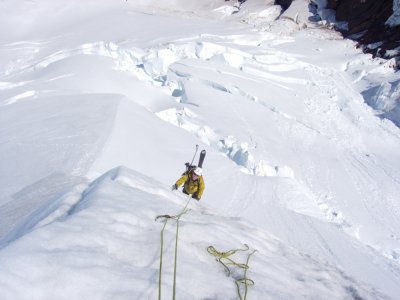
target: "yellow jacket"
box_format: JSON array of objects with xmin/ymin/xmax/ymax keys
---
[{"xmin": 175, "ymin": 171, "xmax": 205, "ymax": 200}]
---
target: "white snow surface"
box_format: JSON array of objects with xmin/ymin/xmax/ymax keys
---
[
  {"xmin": 1, "ymin": 0, "xmax": 400, "ymax": 299},
  {"xmin": 0, "ymin": 167, "xmax": 388, "ymax": 300}
]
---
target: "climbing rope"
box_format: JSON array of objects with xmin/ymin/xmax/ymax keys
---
[
  {"xmin": 207, "ymin": 244, "xmax": 250, "ymax": 276},
  {"xmin": 156, "ymin": 195, "xmax": 256, "ymax": 300},
  {"xmin": 207, "ymin": 244, "xmax": 256, "ymax": 300},
  {"xmin": 156, "ymin": 195, "xmax": 192, "ymax": 300},
  {"xmin": 236, "ymin": 249, "xmax": 257, "ymax": 300},
  {"xmin": 156, "ymin": 216, "xmax": 169, "ymax": 300}
]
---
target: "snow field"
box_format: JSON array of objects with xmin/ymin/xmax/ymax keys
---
[
  {"xmin": 1, "ymin": 0, "xmax": 400, "ymax": 298},
  {"xmin": 124, "ymin": 32, "xmax": 400, "ymax": 272},
  {"xmin": 1, "ymin": 35, "xmax": 299, "ymax": 178},
  {"xmin": 2, "ymin": 4, "xmax": 396, "ymax": 266}
]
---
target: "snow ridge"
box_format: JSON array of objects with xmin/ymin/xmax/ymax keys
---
[{"xmin": 0, "ymin": 167, "xmax": 389, "ymax": 300}]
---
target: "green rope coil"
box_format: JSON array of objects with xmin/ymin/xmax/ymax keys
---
[
  {"xmin": 207, "ymin": 244, "xmax": 256, "ymax": 300},
  {"xmin": 207, "ymin": 244, "xmax": 250, "ymax": 276}
]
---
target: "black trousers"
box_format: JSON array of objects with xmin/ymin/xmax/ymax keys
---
[{"xmin": 182, "ymin": 187, "xmax": 199, "ymax": 199}]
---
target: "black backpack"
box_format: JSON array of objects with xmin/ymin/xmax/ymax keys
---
[{"xmin": 182, "ymin": 162, "xmax": 197, "ymax": 176}]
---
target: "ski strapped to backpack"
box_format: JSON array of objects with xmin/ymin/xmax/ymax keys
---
[
  {"xmin": 181, "ymin": 148, "xmax": 206, "ymax": 198},
  {"xmin": 183, "ymin": 149, "xmax": 206, "ymax": 175}
]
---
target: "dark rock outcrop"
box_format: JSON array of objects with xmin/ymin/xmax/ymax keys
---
[
  {"xmin": 275, "ymin": 0, "xmax": 293, "ymax": 10},
  {"xmin": 274, "ymin": 0, "xmax": 400, "ymax": 66},
  {"xmin": 328, "ymin": 0, "xmax": 400, "ymax": 64}
]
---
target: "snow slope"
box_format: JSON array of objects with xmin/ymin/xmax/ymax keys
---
[
  {"xmin": 1, "ymin": 0, "xmax": 400, "ymax": 298},
  {"xmin": 0, "ymin": 167, "xmax": 389, "ymax": 300}
]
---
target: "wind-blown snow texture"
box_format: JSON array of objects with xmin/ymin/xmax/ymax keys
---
[{"xmin": 0, "ymin": 0, "xmax": 400, "ymax": 299}]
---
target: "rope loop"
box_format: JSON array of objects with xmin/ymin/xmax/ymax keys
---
[
  {"xmin": 236, "ymin": 278, "xmax": 255, "ymax": 286},
  {"xmin": 207, "ymin": 244, "xmax": 249, "ymax": 258},
  {"xmin": 155, "ymin": 214, "xmax": 176, "ymax": 221},
  {"xmin": 207, "ymin": 244, "xmax": 256, "ymax": 300}
]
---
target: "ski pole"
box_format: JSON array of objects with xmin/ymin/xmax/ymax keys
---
[{"xmin": 189, "ymin": 144, "xmax": 199, "ymax": 167}]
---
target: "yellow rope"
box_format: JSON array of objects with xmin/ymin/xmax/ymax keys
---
[
  {"xmin": 207, "ymin": 244, "xmax": 250, "ymax": 276},
  {"xmin": 156, "ymin": 195, "xmax": 192, "ymax": 300},
  {"xmin": 236, "ymin": 249, "xmax": 257, "ymax": 300},
  {"xmin": 156, "ymin": 217, "xmax": 169, "ymax": 300},
  {"xmin": 207, "ymin": 244, "xmax": 256, "ymax": 300}
]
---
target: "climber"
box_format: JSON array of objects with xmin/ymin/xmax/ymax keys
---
[{"xmin": 172, "ymin": 166, "xmax": 205, "ymax": 201}]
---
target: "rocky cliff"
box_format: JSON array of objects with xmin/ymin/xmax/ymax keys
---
[
  {"xmin": 276, "ymin": 0, "xmax": 400, "ymax": 66},
  {"xmin": 329, "ymin": 0, "xmax": 399, "ymax": 63}
]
